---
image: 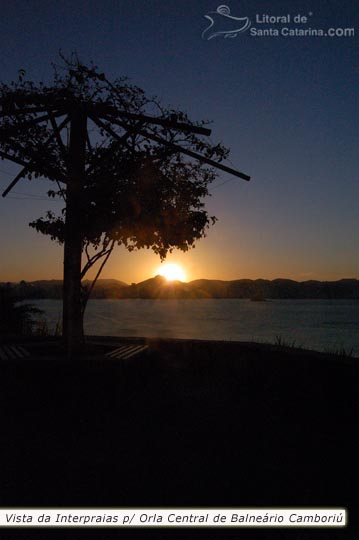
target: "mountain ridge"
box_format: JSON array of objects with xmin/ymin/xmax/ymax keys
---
[{"xmin": 1, "ymin": 277, "xmax": 359, "ymax": 300}]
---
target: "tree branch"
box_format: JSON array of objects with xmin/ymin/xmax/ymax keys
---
[
  {"xmin": 80, "ymin": 244, "xmax": 112, "ymax": 279},
  {"xmin": 81, "ymin": 239, "xmax": 115, "ymax": 314}
]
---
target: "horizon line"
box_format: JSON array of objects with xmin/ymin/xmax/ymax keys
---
[{"xmin": 1, "ymin": 275, "xmax": 359, "ymax": 286}]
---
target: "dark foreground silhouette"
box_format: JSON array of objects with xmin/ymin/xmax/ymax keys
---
[{"xmin": 1, "ymin": 338, "xmax": 358, "ymax": 539}]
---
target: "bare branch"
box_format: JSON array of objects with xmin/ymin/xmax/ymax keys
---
[
  {"xmin": 80, "ymin": 247, "xmax": 112, "ymax": 279},
  {"xmin": 81, "ymin": 239, "xmax": 115, "ymax": 314},
  {"xmin": 85, "ymin": 241, "xmax": 91, "ymax": 263}
]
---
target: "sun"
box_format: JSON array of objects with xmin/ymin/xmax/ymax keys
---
[{"xmin": 156, "ymin": 263, "xmax": 187, "ymax": 282}]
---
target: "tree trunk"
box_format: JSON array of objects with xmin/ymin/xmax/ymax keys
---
[{"xmin": 62, "ymin": 108, "xmax": 87, "ymax": 358}]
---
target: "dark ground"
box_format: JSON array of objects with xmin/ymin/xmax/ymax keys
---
[{"xmin": 0, "ymin": 337, "xmax": 358, "ymax": 540}]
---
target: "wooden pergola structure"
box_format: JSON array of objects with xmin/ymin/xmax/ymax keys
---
[{"xmin": 1, "ymin": 89, "xmax": 250, "ymax": 356}]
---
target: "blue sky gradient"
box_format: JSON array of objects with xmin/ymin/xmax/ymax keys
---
[{"xmin": 0, "ymin": 0, "xmax": 358, "ymax": 282}]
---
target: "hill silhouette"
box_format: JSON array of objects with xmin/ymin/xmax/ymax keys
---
[{"xmin": 2, "ymin": 277, "xmax": 359, "ymax": 300}]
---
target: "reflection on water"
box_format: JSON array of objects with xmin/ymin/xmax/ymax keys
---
[{"xmin": 32, "ymin": 298, "xmax": 359, "ymax": 356}]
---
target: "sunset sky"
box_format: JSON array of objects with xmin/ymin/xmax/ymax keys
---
[{"xmin": 0, "ymin": 0, "xmax": 358, "ymax": 284}]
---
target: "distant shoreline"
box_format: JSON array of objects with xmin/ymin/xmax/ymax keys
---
[{"xmin": 2, "ymin": 276, "xmax": 359, "ymax": 300}]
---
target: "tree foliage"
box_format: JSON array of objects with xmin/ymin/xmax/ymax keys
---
[{"xmin": 0, "ymin": 55, "xmax": 229, "ymax": 292}]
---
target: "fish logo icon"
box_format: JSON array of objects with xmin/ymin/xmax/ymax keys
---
[{"xmin": 202, "ymin": 5, "xmax": 251, "ymax": 40}]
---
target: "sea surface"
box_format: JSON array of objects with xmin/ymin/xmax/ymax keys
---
[{"xmin": 31, "ymin": 298, "xmax": 359, "ymax": 357}]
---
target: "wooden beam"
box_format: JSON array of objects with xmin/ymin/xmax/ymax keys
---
[
  {"xmin": 84, "ymin": 128, "xmax": 133, "ymax": 177},
  {"xmin": 2, "ymin": 167, "xmax": 28, "ymax": 198},
  {"xmin": 90, "ymin": 103, "xmax": 212, "ymax": 136},
  {"xmin": 1, "ymin": 110, "xmax": 65, "ymax": 137},
  {"xmin": 0, "ymin": 150, "xmax": 29, "ymax": 168},
  {"xmin": 95, "ymin": 114, "xmax": 250, "ymax": 181},
  {"xmin": 0, "ymin": 104, "xmax": 63, "ymax": 118},
  {"xmin": 89, "ymin": 114, "xmax": 135, "ymax": 146},
  {"xmin": 47, "ymin": 112, "xmax": 69, "ymax": 163},
  {"xmin": 86, "ymin": 114, "xmax": 135, "ymax": 174},
  {"xmin": 147, "ymin": 133, "xmax": 251, "ymax": 181},
  {"xmin": 1, "ymin": 138, "xmax": 66, "ymax": 185},
  {"xmin": 0, "ymin": 90, "xmax": 73, "ymax": 110},
  {"xmin": 0, "ymin": 93, "xmax": 53, "ymax": 106},
  {"xmin": 2, "ymin": 115, "xmax": 70, "ymax": 197},
  {"xmin": 86, "ymin": 130, "xmax": 93, "ymax": 156}
]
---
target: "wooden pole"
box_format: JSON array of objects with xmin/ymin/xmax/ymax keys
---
[{"xmin": 63, "ymin": 107, "xmax": 87, "ymax": 357}]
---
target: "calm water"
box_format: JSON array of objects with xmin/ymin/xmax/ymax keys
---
[{"xmin": 32, "ymin": 298, "xmax": 359, "ymax": 357}]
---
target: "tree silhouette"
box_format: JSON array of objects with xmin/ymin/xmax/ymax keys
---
[{"xmin": 0, "ymin": 54, "xmax": 250, "ymax": 355}]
